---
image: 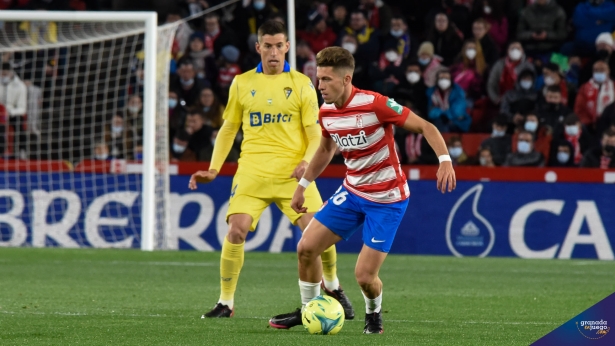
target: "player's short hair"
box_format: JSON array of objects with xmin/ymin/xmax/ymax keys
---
[
  {"xmin": 316, "ymin": 47, "xmax": 355, "ymax": 72},
  {"xmin": 257, "ymin": 20, "xmax": 287, "ymax": 41},
  {"xmin": 546, "ymin": 85, "xmax": 561, "ymax": 94}
]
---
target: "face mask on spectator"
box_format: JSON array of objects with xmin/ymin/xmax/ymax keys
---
[
  {"xmin": 385, "ymin": 51, "xmax": 399, "ymax": 62},
  {"xmin": 197, "ymin": 72, "xmax": 205, "ymax": 79},
  {"xmin": 1, "ymin": 76, "xmax": 11, "ymax": 84},
  {"xmin": 112, "ymin": 125, "xmax": 123, "ymax": 134},
  {"xmin": 520, "ymin": 79, "xmax": 533, "ymax": 90},
  {"xmin": 517, "ymin": 140, "xmax": 531, "ymax": 154},
  {"xmin": 479, "ymin": 157, "xmax": 488, "ymax": 166},
  {"xmin": 557, "ymin": 151, "xmax": 569, "ymax": 164},
  {"xmin": 253, "ymin": 0, "xmax": 266, "ymax": 10},
  {"xmin": 449, "ymin": 147, "xmax": 462, "ymax": 158},
  {"xmin": 406, "ymin": 71, "xmax": 420, "ymax": 84},
  {"xmin": 203, "ymin": 106, "xmax": 211, "ymax": 113},
  {"xmin": 593, "ymin": 72, "xmax": 607, "ymax": 83},
  {"xmin": 128, "ymin": 106, "xmax": 140, "ymax": 114},
  {"xmin": 544, "ymin": 76, "xmax": 555, "ymax": 86},
  {"xmin": 181, "ymin": 78, "xmax": 194, "ymax": 86},
  {"xmin": 342, "ymin": 42, "xmax": 357, "ymax": 54},
  {"xmin": 169, "ymin": 99, "xmax": 178, "ymax": 109},
  {"xmin": 465, "ymin": 48, "xmax": 477, "ymax": 60},
  {"xmin": 418, "ymin": 57, "xmax": 431, "ymax": 66},
  {"xmin": 492, "ymin": 129, "xmax": 505, "ymax": 137},
  {"xmin": 565, "ymin": 125, "xmax": 579, "ymax": 136},
  {"xmin": 438, "ymin": 78, "xmax": 451, "ymax": 90},
  {"xmin": 524, "ymin": 121, "xmax": 538, "ymax": 132},
  {"xmin": 390, "ymin": 29, "xmax": 404, "ymax": 37},
  {"xmin": 508, "ymin": 48, "xmax": 522, "ymax": 61},
  {"xmin": 173, "ymin": 143, "xmax": 186, "ymax": 153},
  {"xmin": 95, "ymin": 153, "xmax": 109, "ymax": 160},
  {"xmin": 483, "ymin": 5, "xmax": 492, "ymax": 14}
]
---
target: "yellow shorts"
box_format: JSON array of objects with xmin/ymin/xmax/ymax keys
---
[{"xmin": 226, "ymin": 174, "xmax": 323, "ymax": 231}]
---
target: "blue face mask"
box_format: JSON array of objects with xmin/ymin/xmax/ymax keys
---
[
  {"xmin": 390, "ymin": 29, "xmax": 404, "ymax": 37},
  {"xmin": 419, "ymin": 57, "xmax": 431, "ymax": 66},
  {"xmin": 517, "ymin": 140, "xmax": 531, "ymax": 154},
  {"xmin": 594, "ymin": 72, "xmax": 607, "ymax": 83},
  {"xmin": 557, "ymin": 152, "xmax": 570, "ymax": 164},
  {"xmin": 253, "ymin": 0, "xmax": 265, "ymax": 10},
  {"xmin": 492, "ymin": 129, "xmax": 505, "ymax": 137},
  {"xmin": 524, "ymin": 121, "xmax": 538, "ymax": 132},
  {"xmin": 169, "ymin": 99, "xmax": 178, "ymax": 109},
  {"xmin": 449, "ymin": 147, "xmax": 463, "ymax": 158},
  {"xmin": 173, "ymin": 143, "xmax": 186, "ymax": 153}
]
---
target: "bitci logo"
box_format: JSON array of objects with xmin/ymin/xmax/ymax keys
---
[{"xmin": 577, "ymin": 320, "xmax": 610, "ymax": 340}]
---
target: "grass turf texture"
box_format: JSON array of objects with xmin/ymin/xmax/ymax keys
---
[{"xmin": 0, "ymin": 249, "xmax": 612, "ymax": 345}]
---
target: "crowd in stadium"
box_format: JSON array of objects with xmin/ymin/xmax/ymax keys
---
[{"xmin": 1, "ymin": 0, "xmax": 615, "ymax": 169}]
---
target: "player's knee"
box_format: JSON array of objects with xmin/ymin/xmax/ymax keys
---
[
  {"xmin": 227, "ymin": 223, "xmax": 249, "ymax": 244},
  {"xmin": 297, "ymin": 240, "xmax": 318, "ymax": 263},
  {"xmin": 355, "ymin": 270, "xmax": 377, "ymax": 289}
]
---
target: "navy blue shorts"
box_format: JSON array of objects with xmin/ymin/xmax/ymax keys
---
[{"xmin": 314, "ymin": 186, "xmax": 409, "ymax": 253}]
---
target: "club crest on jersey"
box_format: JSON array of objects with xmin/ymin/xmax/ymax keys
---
[
  {"xmin": 267, "ymin": 99, "xmax": 272, "ymax": 105},
  {"xmin": 331, "ymin": 130, "xmax": 368, "ymax": 149},
  {"xmin": 356, "ymin": 114, "xmax": 364, "ymax": 128},
  {"xmin": 284, "ymin": 87, "xmax": 292, "ymax": 99},
  {"xmin": 251, "ymin": 90, "xmax": 256, "ymax": 97}
]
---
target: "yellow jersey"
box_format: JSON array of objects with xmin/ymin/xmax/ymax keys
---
[{"xmin": 223, "ymin": 61, "xmax": 320, "ymax": 178}]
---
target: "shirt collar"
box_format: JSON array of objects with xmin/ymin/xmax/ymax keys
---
[{"xmin": 256, "ymin": 61, "xmax": 291, "ymax": 73}]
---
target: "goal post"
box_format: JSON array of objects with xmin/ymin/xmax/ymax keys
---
[{"xmin": 0, "ymin": 11, "xmax": 173, "ymax": 250}]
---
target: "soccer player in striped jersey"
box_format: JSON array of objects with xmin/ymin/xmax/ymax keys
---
[{"xmin": 269, "ymin": 47, "xmax": 456, "ymax": 334}]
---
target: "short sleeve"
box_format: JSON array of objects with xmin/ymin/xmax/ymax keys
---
[
  {"xmin": 318, "ymin": 111, "xmax": 331, "ymax": 138},
  {"xmin": 372, "ymin": 94, "xmax": 410, "ymax": 127},
  {"xmin": 222, "ymin": 76, "xmax": 242, "ymax": 123},
  {"xmin": 300, "ymin": 79, "xmax": 320, "ymax": 128}
]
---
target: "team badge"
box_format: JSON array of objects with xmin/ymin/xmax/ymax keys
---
[
  {"xmin": 267, "ymin": 99, "xmax": 273, "ymax": 105},
  {"xmin": 356, "ymin": 114, "xmax": 363, "ymax": 128},
  {"xmin": 251, "ymin": 90, "xmax": 256, "ymax": 97},
  {"xmin": 284, "ymin": 87, "xmax": 293, "ymax": 99}
]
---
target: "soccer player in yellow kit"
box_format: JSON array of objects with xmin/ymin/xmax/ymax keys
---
[{"xmin": 188, "ymin": 20, "xmax": 354, "ymax": 319}]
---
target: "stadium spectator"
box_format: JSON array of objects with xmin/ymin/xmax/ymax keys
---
[
  {"xmin": 359, "ymin": 0, "xmax": 392, "ymax": 33},
  {"xmin": 369, "ymin": 41, "xmax": 405, "ymax": 96},
  {"xmin": 471, "ymin": 18, "xmax": 499, "ymax": 67},
  {"xmin": 204, "ymin": 13, "xmax": 237, "ymax": 59},
  {"xmin": 0, "ymin": 62, "xmax": 27, "ymax": 156},
  {"xmin": 104, "ymin": 113, "xmax": 133, "ymax": 160},
  {"xmin": 184, "ymin": 109, "xmax": 212, "ymax": 155},
  {"xmin": 504, "ymin": 130, "xmax": 545, "ymax": 167},
  {"xmin": 339, "ymin": 34, "xmax": 371, "ymax": 89},
  {"xmin": 574, "ymin": 60, "xmax": 614, "ymax": 128},
  {"xmin": 535, "ymin": 62, "xmax": 569, "ymax": 106},
  {"xmin": 487, "ymin": 42, "xmax": 534, "ymax": 105},
  {"xmin": 481, "ymin": 114, "xmax": 512, "ymax": 165},
  {"xmin": 416, "ymin": 41, "xmax": 443, "ymax": 88},
  {"xmin": 194, "ymin": 87, "xmax": 224, "ymax": 128},
  {"xmin": 238, "ymin": 0, "xmax": 279, "ymax": 38},
  {"xmin": 216, "ymin": 45, "xmax": 241, "ymax": 101},
  {"xmin": 513, "ymin": 112, "xmax": 552, "ymax": 161},
  {"xmin": 478, "ymin": 147, "xmax": 496, "ymax": 167},
  {"xmin": 471, "ymin": 0, "xmax": 508, "ymax": 53},
  {"xmin": 296, "ymin": 40, "xmax": 317, "ymax": 86},
  {"xmin": 298, "ymin": 11, "xmax": 337, "ymax": 54},
  {"xmin": 426, "ymin": 0, "xmax": 472, "ymax": 40},
  {"xmin": 170, "ymin": 60, "xmax": 209, "ymax": 107},
  {"xmin": 93, "ymin": 141, "xmax": 110, "ymax": 161},
  {"xmin": 548, "ymin": 140, "xmax": 576, "ymax": 167},
  {"xmin": 448, "ymin": 135, "xmax": 471, "ymax": 165},
  {"xmin": 450, "ymin": 40, "xmax": 486, "ymax": 105},
  {"xmin": 381, "ymin": 16, "xmax": 414, "ymax": 60},
  {"xmin": 166, "ymin": 9, "xmax": 194, "ymax": 58},
  {"xmin": 197, "ymin": 129, "xmax": 240, "ymax": 162},
  {"xmin": 342, "ymin": 9, "xmax": 379, "ymax": 62},
  {"xmin": 169, "ymin": 90, "xmax": 187, "ymax": 138},
  {"xmin": 185, "ymin": 32, "xmax": 217, "ymax": 84},
  {"xmin": 579, "ymin": 32, "xmax": 615, "ymax": 85},
  {"xmin": 427, "ymin": 13, "xmax": 464, "ymax": 66},
  {"xmin": 552, "ymin": 114, "xmax": 595, "ymax": 166},
  {"xmin": 170, "ymin": 129, "xmax": 196, "ymax": 162},
  {"xmin": 562, "ymin": 0, "xmax": 615, "ymax": 57},
  {"xmin": 597, "ymin": 100, "xmax": 615, "ymax": 135},
  {"xmin": 124, "ymin": 94, "xmax": 143, "ymax": 149},
  {"xmin": 427, "ymin": 69, "xmax": 471, "ymax": 133},
  {"xmin": 537, "ymin": 85, "xmax": 571, "ymax": 131},
  {"xmin": 393, "ymin": 62, "xmax": 428, "ymax": 117},
  {"xmin": 580, "ymin": 128, "xmax": 615, "ymax": 168},
  {"xmin": 500, "ymin": 69, "xmax": 539, "ymax": 124},
  {"xmin": 516, "ymin": 0, "xmax": 567, "ymax": 57},
  {"xmin": 329, "ymin": 3, "xmax": 348, "ymax": 34}
]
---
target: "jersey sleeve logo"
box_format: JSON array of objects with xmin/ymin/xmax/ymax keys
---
[
  {"xmin": 284, "ymin": 87, "xmax": 292, "ymax": 99},
  {"xmin": 386, "ymin": 98, "xmax": 403, "ymax": 115}
]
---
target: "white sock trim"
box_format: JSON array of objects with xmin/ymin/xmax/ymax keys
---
[
  {"xmin": 299, "ymin": 279, "xmax": 321, "ymax": 305},
  {"xmin": 323, "ymin": 277, "xmax": 340, "ymax": 291},
  {"xmin": 218, "ymin": 299, "xmax": 233, "ymax": 309},
  {"xmin": 361, "ymin": 290, "xmax": 382, "ymax": 314}
]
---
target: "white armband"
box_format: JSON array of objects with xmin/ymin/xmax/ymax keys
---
[
  {"xmin": 298, "ymin": 178, "xmax": 311, "ymax": 188},
  {"xmin": 438, "ymin": 155, "xmax": 452, "ymax": 163}
]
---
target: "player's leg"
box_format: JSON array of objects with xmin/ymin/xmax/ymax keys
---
[{"xmin": 203, "ymin": 175, "xmax": 270, "ymax": 318}]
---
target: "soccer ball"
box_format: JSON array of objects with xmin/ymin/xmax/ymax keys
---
[{"xmin": 302, "ymin": 295, "xmax": 345, "ymax": 335}]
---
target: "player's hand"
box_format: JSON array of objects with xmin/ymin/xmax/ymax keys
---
[
  {"xmin": 290, "ymin": 160, "xmax": 309, "ymax": 182},
  {"xmin": 436, "ymin": 161, "xmax": 456, "ymax": 194},
  {"xmin": 291, "ymin": 187, "xmax": 308, "ymax": 213},
  {"xmin": 188, "ymin": 169, "xmax": 218, "ymax": 190}
]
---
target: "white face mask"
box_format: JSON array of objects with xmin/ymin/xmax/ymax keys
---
[
  {"xmin": 465, "ymin": 48, "xmax": 477, "ymax": 60},
  {"xmin": 557, "ymin": 151, "xmax": 570, "ymax": 163},
  {"xmin": 95, "ymin": 153, "xmax": 109, "ymax": 160},
  {"xmin": 385, "ymin": 51, "xmax": 399, "ymax": 62},
  {"xmin": 406, "ymin": 71, "xmax": 420, "ymax": 84},
  {"xmin": 390, "ymin": 29, "xmax": 404, "ymax": 37},
  {"xmin": 524, "ymin": 121, "xmax": 538, "ymax": 132},
  {"xmin": 484, "ymin": 5, "xmax": 492, "ymax": 14},
  {"xmin": 517, "ymin": 140, "xmax": 532, "ymax": 154},
  {"xmin": 1, "ymin": 76, "xmax": 11, "ymax": 84},
  {"xmin": 593, "ymin": 72, "xmax": 607, "ymax": 83},
  {"xmin": 169, "ymin": 99, "xmax": 178, "ymax": 109},
  {"xmin": 479, "ymin": 157, "xmax": 488, "ymax": 166},
  {"xmin": 565, "ymin": 125, "xmax": 579, "ymax": 136},
  {"xmin": 112, "ymin": 125, "xmax": 123, "ymax": 134},
  {"xmin": 520, "ymin": 80, "xmax": 533, "ymax": 90},
  {"xmin": 173, "ymin": 143, "xmax": 186, "ymax": 153},
  {"xmin": 449, "ymin": 147, "xmax": 462, "ymax": 158},
  {"xmin": 438, "ymin": 79, "xmax": 451, "ymax": 90},
  {"xmin": 492, "ymin": 129, "xmax": 506, "ymax": 137},
  {"xmin": 508, "ymin": 48, "xmax": 522, "ymax": 61},
  {"xmin": 544, "ymin": 76, "xmax": 556, "ymax": 86},
  {"xmin": 128, "ymin": 106, "xmax": 140, "ymax": 114},
  {"xmin": 342, "ymin": 42, "xmax": 357, "ymax": 54}
]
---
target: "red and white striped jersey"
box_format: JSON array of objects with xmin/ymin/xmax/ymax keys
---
[{"xmin": 319, "ymin": 87, "xmax": 411, "ymax": 203}]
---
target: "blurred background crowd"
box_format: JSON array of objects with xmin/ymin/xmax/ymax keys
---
[{"xmin": 1, "ymin": 0, "xmax": 615, "ymax": 169}]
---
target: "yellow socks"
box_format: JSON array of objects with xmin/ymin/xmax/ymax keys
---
[
  {"xmin": 321, "ymin": 245, "xmax": 340, "ymax": 290},
  {"xmin": 219, "ymin": 237, "xmax": 245, "ymax": 308}
]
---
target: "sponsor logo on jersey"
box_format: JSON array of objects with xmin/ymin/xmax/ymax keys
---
[
  {"xmin": 386, "ymin": 98, "xmax": 403, "ymax": 115},
  {"xmin": 331, "ymin": 130, "xmax": 368, "ymax": 149},
  {"xmin": 249, "ymin": 112, "xmax": 294, "ymax": 126},
  {"xmin": 284, "ymin": 87, "xmax": 292, "ymax": 99}
]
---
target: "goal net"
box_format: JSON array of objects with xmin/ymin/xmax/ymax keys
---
[{"xmin": 0, "ymin": 12, "xmax": 176, "ymax": 249}]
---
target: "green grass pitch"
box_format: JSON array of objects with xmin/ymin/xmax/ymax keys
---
[{"xmin": 0, "ymin": 248, "xmax": 613, "ymax": 345}]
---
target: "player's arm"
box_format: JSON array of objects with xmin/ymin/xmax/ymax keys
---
[
  {"xmin": 291, "ymin": 79, "xmax": 322, "ymax": 181},
  {"xmin": 400, "ymin": 111, "xmax": 456, "ymax": 193},
  {"xmin": 189, "ymin": 77, "xmax": 243, "ymax": 189},
  {"xmin": 291, "ymin": 136, "xmax": 337, "ymax": 213}
]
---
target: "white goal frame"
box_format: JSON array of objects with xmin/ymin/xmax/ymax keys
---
[{"xmin": 0, "ymin": 11, "xmax": 160, "ymax": 251}]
